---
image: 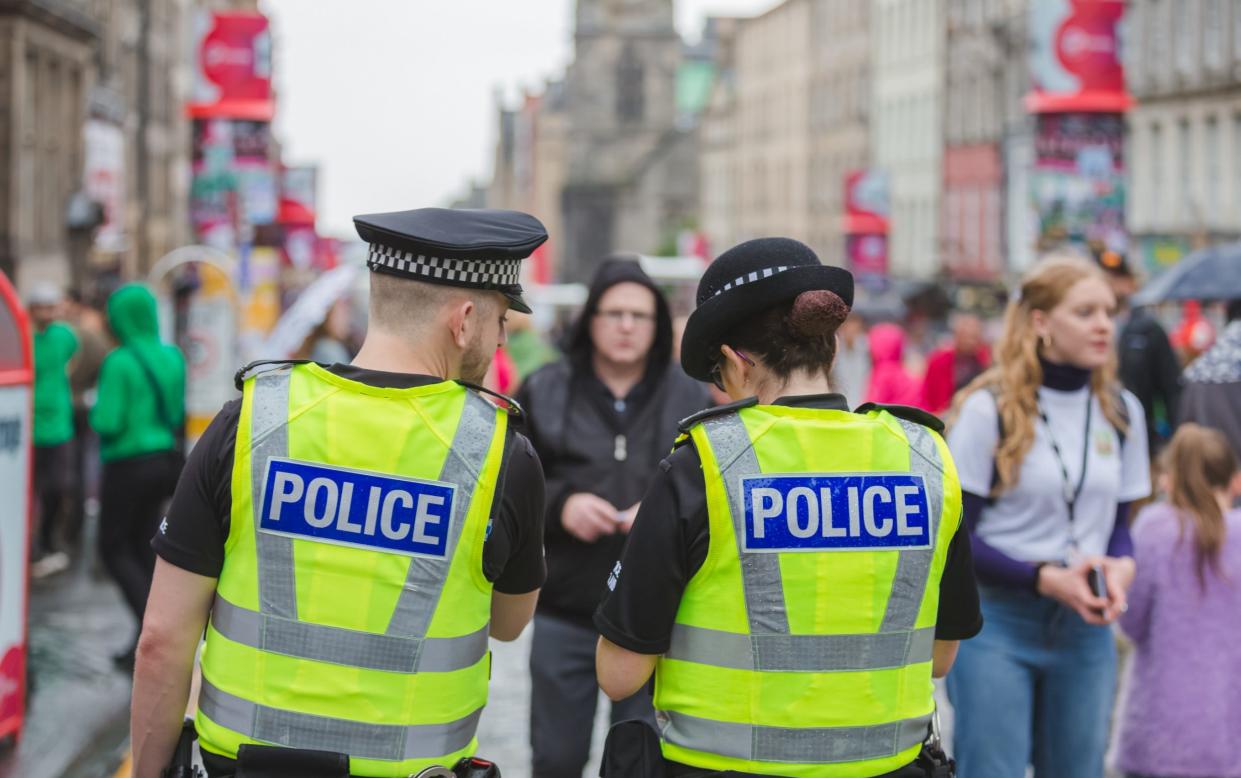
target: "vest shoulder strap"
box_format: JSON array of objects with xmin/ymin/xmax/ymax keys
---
[
  {"xmin": 853, "ymin": 402, "xmax": 946, "ymax": 435},
  {"xmin": 234, "ymin": 359, "xmax": 311, "ymax": 390},
  {"xmin": 456, "ymin": 380, "xmax": 525, "ymax": 423},
  {"xmin": 676, "ymin": 397, "xmax": 758, "ymax": 436}
]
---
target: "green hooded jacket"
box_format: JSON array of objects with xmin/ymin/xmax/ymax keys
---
[{"xmin": 90, "ymin": 284, "xmax": 186, "ymax": 462}]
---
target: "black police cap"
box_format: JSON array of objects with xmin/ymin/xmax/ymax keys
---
[
  {"xmin": 680, "ymin": 237, "xmax": 854, "ymax": 382},
  {"xmin": 353, "ymin": 207, "xmax": 548, "ymax": 314}
]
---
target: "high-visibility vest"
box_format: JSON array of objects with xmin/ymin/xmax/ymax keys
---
[
  {"xmin": 655, "ymin": 403, "xmax": 961, "ymax": 778},
  {"xmin": 195, "ymin": 363, "xmax": 508, "ymax": 777}
]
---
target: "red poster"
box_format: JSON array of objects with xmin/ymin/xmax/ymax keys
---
[
  {"xmin": 843, "ymin": 170, "xmax": 889, "ymax": 235},
  {"xmin": 188, "ymin": 12, "xmax": 274, "ymax": 120},
  {"xmin": 1027, "ymin": 0, "xmax": 1130, "ymax": 113}
]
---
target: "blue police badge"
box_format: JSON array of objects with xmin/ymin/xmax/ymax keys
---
[
  {"xmin": 259, "ymin": 458, "xmax": 456, "ymax": 558},
  {"xmin": 741, "ymin": 473, "xmax": 932, "ymax": 553}
]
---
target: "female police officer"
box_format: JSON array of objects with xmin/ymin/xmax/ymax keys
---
[{"xmin": 594, "ymin": 238, "xmax": 982, "ymax": 778}]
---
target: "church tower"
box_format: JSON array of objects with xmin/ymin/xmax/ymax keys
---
[{"xmin": 561, "ymin": 0, "xmax": 683, "ymax": 281}]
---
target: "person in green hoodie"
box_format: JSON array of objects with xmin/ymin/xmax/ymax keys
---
[
  {"xmin": 91, "ymin": 283, "xmax": 186, "ymax": 667},
  {"xmin": 29, "ymin": 282, "xmax": 78, "ymax": 576}
]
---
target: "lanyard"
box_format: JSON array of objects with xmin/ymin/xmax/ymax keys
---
[{"xmin": 1038, "ymin": 393, "xmax": 1092, "ymax": 557}]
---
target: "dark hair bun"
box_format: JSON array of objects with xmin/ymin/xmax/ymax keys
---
[{"xmin": 787, "ymin": 290, "xmax": 849, "ymax": 338}]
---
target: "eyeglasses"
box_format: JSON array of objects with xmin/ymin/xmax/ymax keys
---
[
  {"xmin": 709, "ymin": 349, "xmax": 755, "ymax": 392},
  {"xmin": 595, "ymin": 309, "xmax": 656, "ymax": 326}
]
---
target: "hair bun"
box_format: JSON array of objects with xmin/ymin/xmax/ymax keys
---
[{"xmin": 787, "ymin": 290, "xmax": 849, "ymax": 338}]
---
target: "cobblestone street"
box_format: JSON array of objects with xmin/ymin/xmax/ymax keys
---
[{"xmin": 478, "ymin": 630, "xmax": 607, "ymax": 778}]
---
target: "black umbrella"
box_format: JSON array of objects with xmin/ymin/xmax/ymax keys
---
[{"xmin": 1132, "ymin": 242, "xmax": 1241, "ymax": 306}]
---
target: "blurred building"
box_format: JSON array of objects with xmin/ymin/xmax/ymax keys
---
[
  {"xmin": 697, "ymin": 0, "xmax": 870, "ymax": 267},
  {"xmin": 0, "ymin": 0, "xmax": 194, "ymax": 291},
  {"xmin": 559, "ymin": 0, "xmax": 698, "ymax": 281},
  {"xmin": 871, "ymin": 0, "xmax": 945, "ymax": 279},
  {"xmin": 1126, "ymin": 0, "xmax": 1241, "ymax": 271},
  {"xmin": 941, "ymin": 0, "xmax": 1028, "ymax": 281}
]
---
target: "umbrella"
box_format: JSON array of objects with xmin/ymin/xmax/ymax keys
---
[
  {"xmin": 261, "ymin": 263, "xmax": 361, "ymax": 359},
  {"xmin": 1131, "ymin": 242, "xmax": 1241, "ymax": 306}
]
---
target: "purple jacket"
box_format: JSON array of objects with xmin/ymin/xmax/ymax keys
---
[{"xmin": 1116, "ymin": 503, "xmax": 1241, "ymax": 778}]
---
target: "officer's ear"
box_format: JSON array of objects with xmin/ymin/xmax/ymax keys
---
[{"xmin": 445, "ymin": 294, "xmax": 477, "ymax": 349}]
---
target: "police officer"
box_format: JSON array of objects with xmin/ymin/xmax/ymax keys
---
[
  {"xmin": 131, "ymin": 208, "xmax": 550, "ymax": 778},
  {"xmin": 594, "ymin": 238, "xmax": 982, "ymax": 778}
]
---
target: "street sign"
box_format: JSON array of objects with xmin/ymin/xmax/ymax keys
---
[{"xmin": 0, "ymin": 271, "xmax": 32, "ymax": 743}]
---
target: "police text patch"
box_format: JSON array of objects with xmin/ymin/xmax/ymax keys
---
[
  {"xmin": 741, "ymin": 474, "xmax": 931, "ymax": 552},
  {"xmin": 260, "ymin": 458, "xmax": 456, "ymax": 558}
]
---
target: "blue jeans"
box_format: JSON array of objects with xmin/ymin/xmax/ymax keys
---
[{"xmin": 946, "ymin": 586, "xmax": 1117, "ymax": 778}]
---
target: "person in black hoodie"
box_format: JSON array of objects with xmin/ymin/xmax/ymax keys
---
[{"xmin": 517, "ymin": 257, "xmax": 709, "ymax": 778}]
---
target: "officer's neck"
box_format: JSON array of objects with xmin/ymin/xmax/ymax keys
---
[
  {"xmin": 352, "ymin": 330, "xmax": 456, "ymax": 380},
  {"xmin": 749, "ymin": 370, "xmax": 833, "ymax": 405}
]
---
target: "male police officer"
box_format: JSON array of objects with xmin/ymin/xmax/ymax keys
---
[{"xmin": 131, "ymin": 208, "xmax": 549, "ymax": 778}]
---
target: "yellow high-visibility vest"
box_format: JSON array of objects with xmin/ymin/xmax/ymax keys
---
[
  {"xmin": 196, "ymin": 363, "xmax": 508, "ymax": 777},
  {"xmin": 655, "ymin": 403, "xmax": 961, "ymax": 778}
]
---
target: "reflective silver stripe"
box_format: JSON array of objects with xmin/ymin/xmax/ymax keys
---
[
  {"xmin": 199, "ymin": 678, "xmax": 481, "ymax": 762},
  {"xmin": 386, "ymin": 391, "xmax": 498, "ymax": 638},
  {"xmin": 700, "ymin": 413, "xmax": 789, "ymax": 634},
  {"xmin": 880, "ymin": 421, "xmax": 945, "ymax": 633},
  {"xmin": 210, "ymin": 595, "xmax": 488, "ymax": 673},
  {"xmin": 659, "ymin": 710, "xmax": 931, "ymax": 765},
  {"xmin": 666, "ymin": 624, "xmax": 936, "ymax": 672},
  {"xmin": 251, "ymin": 369, "xmax": 297, "ymax": 620}
]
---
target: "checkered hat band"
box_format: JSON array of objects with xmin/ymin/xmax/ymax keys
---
[
  {"xmin": 367, "ymin": 245, "xmax": 523, "ymax": 287},
  {"xmin": 712, "ymin": 265, "xmax": 791, "ymax": 297}
]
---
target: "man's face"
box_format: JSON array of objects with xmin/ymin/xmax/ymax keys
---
[
  {"xmin": 1105, "ymin": 272, "xmax": 1137, "ymax": 304},
  {"xmin": 29, "ymin": 303, "xmax": 57, "ymax": 329},
  {"xmin": 459, "ymin": 293, "xmax": 508, "ymax": 384},
  {"xmin": 953, "ymin": 315, "xmax": 983, "ymax": 354},
  {"xmin": 589, "ymin": 282, "xmax": 658, "ymax": 368}
]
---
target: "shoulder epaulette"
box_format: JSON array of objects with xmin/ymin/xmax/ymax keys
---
[
  {"xmin": 676, "ymin": 397, "xmax": 758, "ymax": 435},
  {"xmin": 456, "ymin": 380, "xmax": 525, "ymax": 423},
  {"xmin": 234, "ymin": 359, "xmax": 311, "ymax": 390},
  {"xmin": 853, "ymin": 402, "xmax": 946, "ymax": 434}
]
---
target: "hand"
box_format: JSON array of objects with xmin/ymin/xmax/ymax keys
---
[
  {"xmin": 561, "ymin": 493, "xmax": 619, "ymax": 543},
  {"xmin": 1100, "ymin": 556, "xmax": 1136, "ymax": 622},
  {"xmin": 1035, "ymin": 559, "xmax": 1112, "ymax": 626},
  {"xmin": 616, "ymin": 502, "xmax": 641, "ymax": 535}
]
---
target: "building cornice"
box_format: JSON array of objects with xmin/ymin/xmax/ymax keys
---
[{"xmin": 0, "ymin": 0, "xmax": 101, "ymax": 43}]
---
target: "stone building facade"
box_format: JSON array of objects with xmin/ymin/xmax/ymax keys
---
[
  {"xmin": 871, "ymin": 0, "xmax": 945, "ymax": 279},
  {"xmin": 0, "ymin": 0, "xmax": 193, "ymax": 291},
  {"xmin": 560, "ymin": 0, "xmax": 697, "ymax": 281},
  {"xmin": 1125, "ymin": 0, "xmax": 1241, "ymax": 270},
  {"xmin": 941, "ymin": 0, "xmax": 1028, "ymax": 280},
  {"xmin": 698, "ymin": 0, "xmax": 870, "ymax": 267}
]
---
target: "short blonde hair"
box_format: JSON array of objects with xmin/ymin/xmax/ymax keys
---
[{"xmin": 368, "ymin": 272, "xmax": 500, "ymax": 334}]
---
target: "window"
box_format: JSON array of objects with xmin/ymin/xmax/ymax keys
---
[
  {"xmin": 616, "ymin": 43, "xmax": 644, "ymax": 123},
  {"xmin": 1205, "ymin": 116, "xmax": 1220, "ymax": 223},
  {"xmin": 1234, "ymin": 114, "xmax": 1241, "ymax": 216},
  {"xmin": 1173, "ymin": 1, "xmax": 1196, "ymax": 75},
  {"xmin": 1150, "ymin": 122, "xmax": 1164, "ymax": 221},
  {"xmin": 1205, "ymin": 0, "xmax": 1225, "ymax": 69},
  {"xmin": 1151, "ymin": 0, "xmax": 1170, "ymax": 82},
  {"xmin": 1178, "ymin": 119, "xmax": 1193, "ymax": 222}
]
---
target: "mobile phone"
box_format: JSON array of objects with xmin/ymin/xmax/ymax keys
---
[{"xmin": 1087, "ymin": 564, "xmax": 1108, "ymax": 601}]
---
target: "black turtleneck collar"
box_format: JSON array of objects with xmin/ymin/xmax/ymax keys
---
[{"xmin": 1039, "ymin": 356, "xmax": 1092, "ymax": 391}]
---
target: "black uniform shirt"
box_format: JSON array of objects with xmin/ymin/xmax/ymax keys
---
[
  {"xmin": 153, "ymin": 364, "xmax": 547, "ymax": 594},
  {"xmin": 595, "ymin": 394, "xmax": 983, "ymax": 654}
]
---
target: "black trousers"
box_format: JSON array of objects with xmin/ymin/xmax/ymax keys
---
[
  {"xmin": 98, "ymin": 451, "xmax": 181, "ymax": 635},
  {"xmin": 33, "ymin": 441, "xmax": 73, "ymax": 556},
  {"xmin": 530, "ymin": 612, "xmax": 656, "ymax": 778}
]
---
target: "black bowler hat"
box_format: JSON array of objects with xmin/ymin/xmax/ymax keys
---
[
  {"xmin": 680, "ymin": 237, "xmax": 854, "ymax": 382},
  {"xmin": 354, "ymin": 207, "xmax": 547, "ymax": 314}
]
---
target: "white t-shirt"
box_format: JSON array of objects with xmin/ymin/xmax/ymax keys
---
[{"xmin": 948, "ymin": 385, "xmax": 1151, "ymax": 563}]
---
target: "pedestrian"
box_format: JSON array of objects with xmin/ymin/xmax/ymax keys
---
[
  {"xmin": 919, "ymin": 313, "xmax": 990, "ymax": 415},
  {"xmin": 830, "ymin": 312, "xmax": 870, "ymax": 406},
  {"xmin": 1179, "ymin": 299, "xmax": 1241, "ymax": 460},
  {"xmin": 944, "ymin": 255, "xmax": 1151, "ymax": 778},
  {"xmin": 864, "ymin": 322, "xmax": 920, "ymax": 406},
  {"xmin": 90, "ymin": 283, "xmax": 186, "ymax": 667},
  {"xmin": 1114, "ymin": 423, "xmax": 1241, "ymax": 778},
  {"xmin": 65, "ymin": 288, "xmax": 112, "ymax": 548},
  {"xmin": 1097, "ymin": 250, "xmax": 1182, "ymax": 454},
  {"xmin": 129, "ymin": 208, "xmax": 549, "ymax": 778},
  {"xmin": 595, "ymin": 238, "xmax": 981, "ymax": 778},
  {"xmin": 516, "ymin": 256, "xmax": 709, "ymax": 778},
  {"xmin": 28, "ymin": 282, "xmax": 78, "ymax": 578}
]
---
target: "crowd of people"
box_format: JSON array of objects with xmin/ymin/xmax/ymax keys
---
[
  {"xmin": 27, "ymin": 229, "xmax": 1241, "ymax": 778},
  {"xmin": 28, "ymin": 282, "xmax": 186, "ymax": 668}
]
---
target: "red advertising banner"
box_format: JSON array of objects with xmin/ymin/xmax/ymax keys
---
[
  {"xmin": 843, "ymin": 170, "xmax": 890, "ymax": 235},
  {"xmin": 1027, "ymin": 0, "xmax": 1130, "ymax": 113},
  {"xmin": 846, "ymin": 235, "xmax": 889, "ymax": 279},
  {"xmin": 189, "ymin": 11, "xmax": 274, "ymax": 120}
]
